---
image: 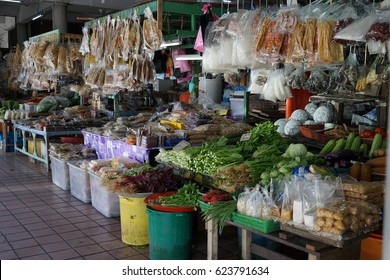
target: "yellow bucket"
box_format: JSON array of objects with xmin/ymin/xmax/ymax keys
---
[{"xmin": 119, "ymin": 194, "xmax": 150, "ymax": 246}]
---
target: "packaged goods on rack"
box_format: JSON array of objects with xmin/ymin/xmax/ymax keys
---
[{"xmin": 143, "ymin": 7, "xmax": 163, "ymax": 51}]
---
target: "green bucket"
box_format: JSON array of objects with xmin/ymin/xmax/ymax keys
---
[{"xmin": 146, "ymin": 207, "xmax": 194, "ymax": 260}]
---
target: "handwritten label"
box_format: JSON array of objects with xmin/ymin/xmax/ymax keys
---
[
  {"xmin": 173, "ymin": 140, "xmax": 190, "ymax": 151},
  {"xmin": 240, "ymin": 133, "xmax": 252, "ymax": 142}
]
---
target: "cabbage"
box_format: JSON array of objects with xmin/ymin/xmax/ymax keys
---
[
  {"xmin": 283, "ymin": 143, "xmax": 307, "ymax": 158},
  {"xmin": 303, "ymin": 120, "xmax": 317, "ymax": 125},
  {"xmin": 274, "ymin": 118, "xmax": 288, "ymax": 135},
  {"xmin": 284, "ymin": 119, "xmax": 301, "ymax": 136},
  {"xmin": 304, "ymin": 103, "xmax": 318, "ymax": 120},
  {"xmin": 313, "ymin": 106, "xmax": 333, "ymax": 124},
  {"xmin": 290, "ymin": 109, "xmax": 308, "ymax": 124}
]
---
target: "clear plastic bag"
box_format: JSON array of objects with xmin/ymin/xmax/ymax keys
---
[
  {"xmin": 262, "ymin": 68, "xmax": 292, "ymax": 102},
  {"xmin": 245, "ymin": 186, "xmax": 263, "ymax": 218},
  {"xmin": 367, "ymin": 39, "xmax": 386, "ymax": 55},
  {"xmin": 334, "ymin": 14, "xmax": 379, "ymax": 42},
  {"xmin": 287, "ymin": 66, "xmax": 307, "ymax": 89},
  {"xmin": 304, "ymin": 69, "xmax": 329, "ymax": 93},
  {"xmin": 248, "ymin": 68, "xmax": 269, "ymax": 94},
  {"xmin": 275, "ymin": 8, "xmax": 297, "ymax": 34},
  {"xmin": 43, "ymin": 43, "xmax": 60, "ymax": 71},
  {"xmin": 237, "ymin": 187, "xmax": 251, "ymax": 215},
  {"xmin": 285, "ymin": 21, "xmax": 306, "ymax": 65},
  {"xmin": 143, "ymin": 7, "xmax": 163, "ymax": 51},
  {"xmin": 280, "ymin": 178, "xmax": 293, "ymax": 222},
  {"xmin": 79, "ymin": 26, "xmax": 90, "ymax": 55},
  {"xmin": 365, "ymin": 12, "xmax": 390, "ymax": 42}
]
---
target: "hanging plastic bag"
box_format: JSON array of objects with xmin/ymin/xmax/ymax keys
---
[
  {"xmin": 143, "ymin": 7, "xmax": 163, "ymax": 51},
  {"xmin": 331, "ymin": 2, "xmax": 359, "ymax": 45},
  {"xmin": 287, "ymin": 66, "xmax": 307, "ymax": 89},
  {"xmin": 367, "ymin": 39, "xmax": 386, "ymax": 55},
  {"xmin": 194, "ymin": 26, "xmax": 204, "ymax": 53},
  {"xmin": 365, "ymin": 12, "xmax": 390, "ymax": 42},
  {"xmin": 304, "ymin": 69, "xmax": 329, "ymax": 93},
  {"xmin": 280, "ymin": 179, "xmax": 293, "ymax": 222},
  {"xmin": 262, "ymin": 68, "xmax": 292, "ymax": 102},
  {"xmin": 334, "ymin": 14, "xmax": 379, "ymax": 42},
  {"xmin": 275, "ymin": 7, "xmax": 297, "ymax": 34},
  {"xmin": 248, "ymin": 68, "xmax": 269, "ymax": 94},
  {"xmin": 79, "ymin": 26, "xmax": 90, "ymax": 55}
]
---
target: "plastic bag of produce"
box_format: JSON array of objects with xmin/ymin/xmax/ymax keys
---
[
  {"xmin": 237, "ymin": 187, "xmax": 251, "ymax": 215},
  {"xmin": 275, "ymin": 8, "xmax": 297, "ymax": 34},
  {"xmin": 248, "ymin": 68, "xmax": 269, "ymax": 94},
  {"xmin": 143, "ymin": 7, "xmax": 163, "ymax": 51},
  {"xmin": 256, "ymin": 17, "xmax": 285, "ymax": 65},
  {"xmin": 334, "ymin": 14, "xmax": 378, "ymax": 43},
  {"xmin": 304, "ymin": 69, "xmax": 329, "ymax": 93},
  {"xmin": 43, "ymin": 43, "xmax": 60, "ymax": 71},
  {"xmin": 245, "ymin": 186, "xmax": 263, "ymax": 218},
  {"xmin": 280, "ymin": 179, "xmax": 293, "ymax": 221},
  {"xmin": 365, "ymin": 12, "xmax": 390, "ymax": 43},
  {"xmin": 36, "ymin": 96, "xmax": 60, "ymax": 113},
  {"xmin": 331, "ymin": 2, "xmax": 359, "ymax": 45},
  {"xmin": 79, "ymin": 26, "xmax": 90, "ymax": 55},
  {"xmin": 287, "ymin": 67, "xmax": 307, "ymax": 89},
  {"xmin": 262, "ymin": 68, "xmax": 292, "ymax": 102}
]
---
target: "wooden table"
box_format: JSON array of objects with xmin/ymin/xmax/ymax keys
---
[{"xmin": 206, "ymin": 220, "xmax": 362, "ymax": 260}]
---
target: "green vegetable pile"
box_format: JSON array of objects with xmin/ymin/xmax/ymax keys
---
[
  {"xmin": 202, "ymin": 199, "xmax": 237, "ymax": 234},
  {"xmin": 155, "ymin": 182, "xmax": 201, "ymax": 208}
]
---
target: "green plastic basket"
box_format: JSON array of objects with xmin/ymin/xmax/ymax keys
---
[
  {"xmin": 232, "ymin": 212, "xmax": 280, "ymax": 233},
  {"xmin": 198, "ymin": 200, "xmax": 212, "ymax": 212}
]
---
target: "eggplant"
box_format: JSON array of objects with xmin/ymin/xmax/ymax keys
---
[
  {"xmin": 329, "ymin": 150, "xmax": 359, "ymax": 161},
  {"xmin": 339, "ymin": 159, "xmax": 352, "ymax": 168}
]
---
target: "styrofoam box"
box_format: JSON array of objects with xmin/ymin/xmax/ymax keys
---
[
  {"xmin": 89, "ymin": 172, "xmax": 120, "ymax": 217},
  {"xmin": 230, "ymin": 98, "xmax": 245, "ymax": 116},
  {"xmin": 50, "ymin": 155, "xmax": 77, "ymax": 191},
  {"xmin": 68, "ymin": 162, "xmax": 91, "ymax": 203}
]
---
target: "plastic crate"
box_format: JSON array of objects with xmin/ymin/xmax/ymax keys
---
[
  {"xmin": 232, "ymin": 212, "xmax": 280, "ymax": 233},
  {"xmin": 68, "ymin": 162, "xmax": 91, "ymax": 203},
  {"xmin": 198, "ymin": 200, "xmax": 212, "ymax": 212},
  {"xmin": 50, "ymin": 155, "xmax": 77, "ymax": 191},
  {"xmin": 89, "ymin": 172, "xmax": 120, "ymax": 217}
]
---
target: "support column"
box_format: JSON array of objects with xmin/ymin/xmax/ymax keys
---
[
  {"xmin": 16, "ymin": 23, "xmax": 28, "ymax": 44},
  {"xmin": 52, "ymin": 2, "xmax": 67, "ymax": 33}
]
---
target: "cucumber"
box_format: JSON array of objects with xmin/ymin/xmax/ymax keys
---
[
  {"xmin": 381, "ymin": 140, "xmax": 387, "ymax": 149},
  {"xmin": 369, "ymin": 133, "xmax": 383, "ymax": 157},
  {"xmin": 331, "ymin": 139, "xmax": 346, "ymax": 152},
  {"xmin": 344, "ymin": 132, "xmax": 356, "ymax": 150},
  {"xmin": 359, "ymin": 143, "xmax": 369, "ymax": 157},
  {"xmin": 350, "ymin": 136, "xmax": 361, "ymax": 151},
  {"xmin": 320, "ymin": 139, "xmax": 336, "ymax": 155}
]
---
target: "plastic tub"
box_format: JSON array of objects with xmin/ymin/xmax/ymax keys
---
[
  {"xmin": 68, "ymin": 162, "xmax": 91, "ymax": 203},
  {"xmin": 28, "ymin": 138, "xmax": 45, "ymax": 157},
  {"xmin": 119, "ymin": 194, "xmax": 151, "ymax": 246},
  {"xmin": 50, "ymin": 155, "xmax": 77, "ymax": 191},
  {"xmin": 147, "ymin": 207, "xmax": 194, "ymax": 260},
  {"xmin": 89, "ymin": 172, "xmax": 120, "ymax": 217}
]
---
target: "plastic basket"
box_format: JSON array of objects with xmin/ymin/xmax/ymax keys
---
[
  {"xmin": 198, "ymin": 200, "xmax": 212, "ymax": 212},
  {"xmin": 299, "ymin": 124, "xmax": 335, "ymax": 144},
  {"xmin": 232, "ymin": 212, "xmax": 280, "ymax": 233},
  {"xmin": 61, "ymin": 136, "xmax": 84, "ymax": 144}
]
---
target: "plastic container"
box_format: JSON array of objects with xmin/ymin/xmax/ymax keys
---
[
  {"xmin": 230, "ymin": 98, "xmax": 245, "ymax": 117},
  {"xmin": 24, "ymin": 103, "xmax": 38, "ymax": 112},
  {"xmin": 68, "ymin": 162, "xmax": 91, "ymax": 203},
  {"xmin": 119, "ymin": 194, "xmax": 151, "ymax": 246},
  {"xmin": 50, "ymin": 155, "xmax": 77, "ymax": 191},
  {"xmin": 28, "ymin": 138, "xmax": 45, "ymax": 157},
  {"xmin": 231, "ymin": 212, "xmax": 280, "ymax": 233},
  {"xmin": 89, "ymin": 172, "xmax": 120, "ymax": 217},
  {"xmin": 147, "ymin": 207, "xmax": 194, "ymax": 260}
]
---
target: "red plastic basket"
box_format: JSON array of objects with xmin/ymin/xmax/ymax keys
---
[
  {"xmin": 60, "ymin": 136, "xmax": 84, "ymax": 144},
  {"xmin": 299, "ymin": 124, "xmax": 335, "ymax": 144}
]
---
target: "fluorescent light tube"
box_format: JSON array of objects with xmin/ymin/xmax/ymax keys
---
[
  {"xmin": 0, "ymin": 0, "xmax": 21, "ymax": 3},
  {"xmin": 176, "ymin": 54, "xmax": 203, "ymax": 61},
  {"xmin": 161, "ymin": 39, "xmax": 182, "ymax": 48},
  {"xmin": 32, "ymin": 13, "xmax": 44, "ymax": 21}
]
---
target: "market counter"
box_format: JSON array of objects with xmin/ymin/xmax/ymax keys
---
[{"xmin": 206, "ymin": 219, "xmax": 362, "ymax": 260}]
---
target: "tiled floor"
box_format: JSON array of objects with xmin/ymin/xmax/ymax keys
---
[{"xmin": 0, "ymin": 151, "xmax": 240, "ymax": 260}]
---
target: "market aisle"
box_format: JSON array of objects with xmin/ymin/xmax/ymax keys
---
[{"xmin": 0, "ymin": 152, "xmax": 239, "ymax": 260}]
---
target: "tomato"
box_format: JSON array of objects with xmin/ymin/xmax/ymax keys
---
[
  {"xmin": 375, "ymin": 127, "xmax": 385, "ymax": 134},
  {"xmin": 361, "ymin": 130, "xmax": 375, "ymax": 138}
]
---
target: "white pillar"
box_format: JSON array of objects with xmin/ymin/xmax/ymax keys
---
[{"xmin": 52, "ymin": 2, "xmax": 67, "ymax": 33}]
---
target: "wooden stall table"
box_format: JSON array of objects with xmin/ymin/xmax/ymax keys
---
[{"xmin": 206, "ymin": 219, "xmax": 363, "ymax": 260}]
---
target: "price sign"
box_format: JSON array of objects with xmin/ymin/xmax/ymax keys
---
[
  {"xmin": 240, "ymin": 133, "xmax": 252, "ymax": 142},
  {"xmin": 173, "ymin": 140, "xmax": 190, "ymax": 151}
]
